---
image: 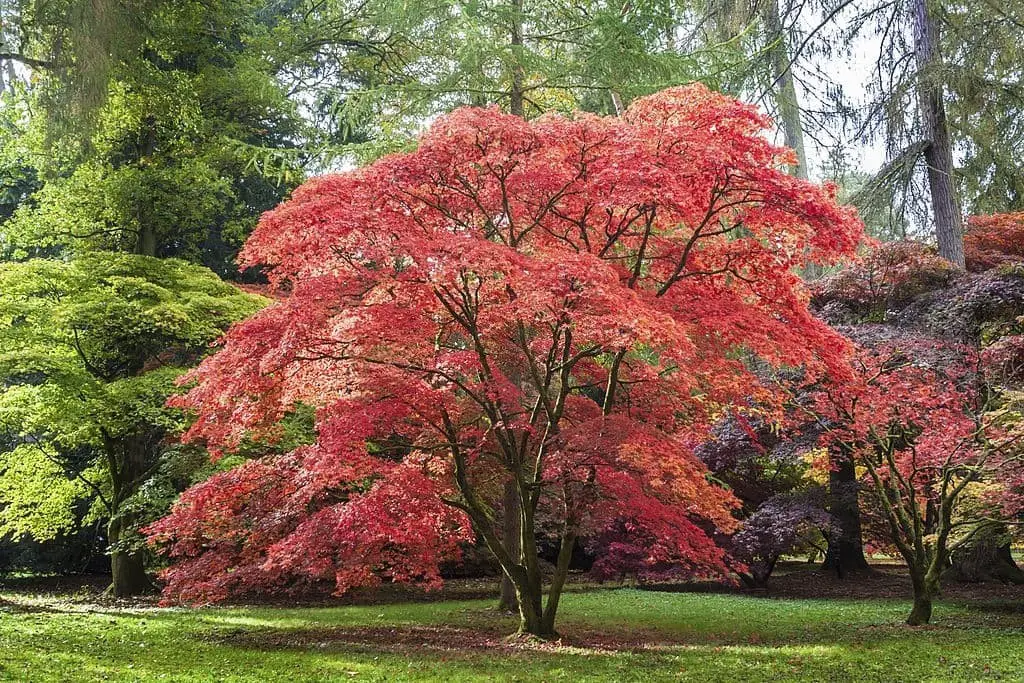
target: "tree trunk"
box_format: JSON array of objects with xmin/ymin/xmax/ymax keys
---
[
  {"xmin": 102, "ymin": 431, "xmax": 156, "ymax": 597},
  {"xmin": 822, "ymin": 446, "xmax": 870, "ymax": 576},
  {"xmin": 948, "ymin": 525, "xmax": 1024, "ymax": 584},
  {"xmin": 907, "ymin": 571, "xmax": 938, "ymax": 625},
  {"xmin": 506, "ymin": 558, "xmax": 555, "ymax": 638},
  {"xmin": 106, "ymin": 515, "xmax": 152, "ymax": 597},
  {"xmin": 135, "ymin": 225, "xmax": 157, "ymax": 258},
  {"xmin": 513, "ymin": 492, "xmax": 552, "ymax": 638},
  {"xmin": 762, "ymin": 0, "xmax": 808, "ymax": 180},
  {"xmin": 497, "ymin": 0, "xmax": 527, "ymax": 612},
  {"xmin": 503, "ymin": 485, "xmax": 573, "ymax": 640},
  {"xmin": 134, "ymin": 113, "xmax": 159, "ymax": 257},
  {"xmin": 538, "ymin": 529, "xmax": 576, "ymax": 637},
  {"xmin": 508, "ymin": 0, "xmax": 525, "ymax": 118},
  {"xmin": 912, "ymin": 0, "xmax": 965, "ymax": 268},
  {"xmin": 907, "ymin": 592, "xmax": 933, "ymax": 625},
  {"xmin": 498, "ymin": 482, "xmax": 520, "ymax": 612},
  {"xmin": 515, "ymin": 584, "xmax": 553, "ymax": 638}
]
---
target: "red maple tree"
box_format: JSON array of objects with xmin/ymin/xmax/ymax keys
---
[
  {"xmin": 798, "ymin": 339, "xmax": 1024, "ymax": 625},
  {"xmin": 148, "ymin": 84, "xmax": 863, "ymax": 637}
]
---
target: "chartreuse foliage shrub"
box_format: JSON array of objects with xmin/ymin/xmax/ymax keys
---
[{"xmin": 0, "ymin": 253, "xmax": 265, "ymax": 592}]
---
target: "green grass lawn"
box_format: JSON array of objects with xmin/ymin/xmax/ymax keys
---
[{"xmin": 2, "ymin": 586, "xmax": 1022, "ymax": 682}]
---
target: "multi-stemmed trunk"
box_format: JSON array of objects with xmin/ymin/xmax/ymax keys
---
[
  {"xmin": 455, "ymin": 456, "xmax": 576, "ymax": 638},
  {"xmin": 502, "ymin": 532, "xmax": 575, "ymax": 638},
  {"xmin": 856, "ymin": 430, "xmax": 990, "ymax": 626},
  {"xmin": 499, "ymin": 492, "xmax": 576, "ymax": 639}
]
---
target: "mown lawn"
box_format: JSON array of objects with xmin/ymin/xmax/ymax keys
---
[{"xmin": 1, "ymin": 585, "xmax": 1022, "ymax": 682}]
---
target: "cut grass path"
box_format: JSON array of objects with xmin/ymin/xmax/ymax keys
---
[{"xmin": 2, "ymin": 587, "xmax": 1022, "ymax": 681}]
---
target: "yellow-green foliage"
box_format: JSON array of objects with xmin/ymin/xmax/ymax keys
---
[{"xmin": 0, "ymin": 252, "xmax": 266, "ymax": 541}]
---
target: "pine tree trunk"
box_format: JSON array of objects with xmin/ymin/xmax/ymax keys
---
[
  {"xmin": 762, "ymin": 0, "xmax": 808, "ymax": 180},
  {"xmin": 822, "ymin": 446, "xmax": 870, "ymax": 576},
  {"xmin": 912, "ymin": 0, "xmax": 965, "ymax": 268}
]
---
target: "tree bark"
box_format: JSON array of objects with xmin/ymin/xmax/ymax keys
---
[
  {"xmin": 907, "ymin": 571, "xmax": 939, "ymax": 625},
  {"xmin": 822, "ymin": 446, "xmax": 870, "ymax": 576},
  {"xmin": 912, "ymin": 0, "xmax": 965, "ymax": 268},
  {"xmin": 496, "ymin": 0, "xmax": 527, "ymax": 612},
  {"xmin": 508, "ymin": 0, "xmax": 525, "ymax": 118},
  {"xmin": 498, "ymin": 482, "xmax": 520, "ymax": 612},
  {"xmin": 107, "ymin": 514, "xmax": 152, "ymax": 597},
  {"xmin": 948, "ymin": 525, "xmax": 1024, "ymax": 584},
  {"xmin": 538, "ymin": 526, "xmax": 577, "ymax": 637},
  {"xmin": 762, "ymin": 0, "xmax": 808, "ymax": 180},
  {"xmin": 496, "ymin": 483, "xmax": 572, "ymax": 639},
  {"xmin": 102, "ymin": 431, "xmax": 155, "ymax": 597}
]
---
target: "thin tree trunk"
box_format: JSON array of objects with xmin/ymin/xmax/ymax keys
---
[
  {"xmin": 610, "ymin": 91, "xmax": 625, "ymax": 116},
  {"xmin": 497, "ymin": 0, "xmax": 527, "ymax": 612},
  {"xmin": 822, "ymin": 445, "xmax": 870, "ymax": 576},
  {"xmin": 134, "ymin": 113, "xmax": 158, "ymax": 257},
  {"xmin": 540, "ymin": 529, "xmax": 576, "ymax": 636},
  {"xmin": 762, "ymin": 0, "xmax": 808, "ymax": 180},
  {"xmin": 508, "ymin": 0, "xmax": 525, "ymax": 118},
  {"xmin": 912, "ymin": 0, "xmax": 965, "ymax": 268},
  {"xmin": 498, "ymin": 481, "xmax": 520, "ymax": 612}
]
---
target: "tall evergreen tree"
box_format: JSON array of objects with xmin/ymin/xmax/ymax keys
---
[{"xmin": 819, "ymin": 0, "xmax": 1024, "ymax": 265}]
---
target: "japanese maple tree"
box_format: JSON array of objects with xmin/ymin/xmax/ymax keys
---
[
  {"xmin": 799, "ymin": 339, "xmax": 1024, "ymax": 625},
  {"xmin": 148, "ymin": 84, "xmax": 863, "ymax": 638}
]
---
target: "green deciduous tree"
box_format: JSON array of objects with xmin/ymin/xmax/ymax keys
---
[{"xmin": 0, "ymin": 252, "xmax": 264, "ymax": 595}]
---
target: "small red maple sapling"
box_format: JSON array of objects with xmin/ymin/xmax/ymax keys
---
[{"xmin": 148, "ymin": 84, "xmax": 863, "ymax": 638}]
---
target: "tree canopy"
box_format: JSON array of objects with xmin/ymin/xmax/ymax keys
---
[
  {"xmin": 148, "ymin": 85, "xmax": 863, "ymax": 636},
  {"xmin": 0, "ymin": 252, "xmax": 264, "ymax": 594}
]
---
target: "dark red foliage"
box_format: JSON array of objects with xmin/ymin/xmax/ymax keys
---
[{"xmin": 812, "ymin": 241, "xmax": 956, "ymax": 313}]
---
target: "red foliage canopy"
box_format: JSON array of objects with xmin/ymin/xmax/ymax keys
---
[
  {"xmin": 811, "ymin": 241, "xmax": 956, "ymax": 311},
  {"xmin": 965, "ymin": 212, "xmax": 1024, "ymax": 272},
  {"xmin": 148, "ymin": 85, "xmax": 863, "ymax": 608},
  {"xmin": 802, "ymin": 339, "xmax": 1024, "ymax": 570}
]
